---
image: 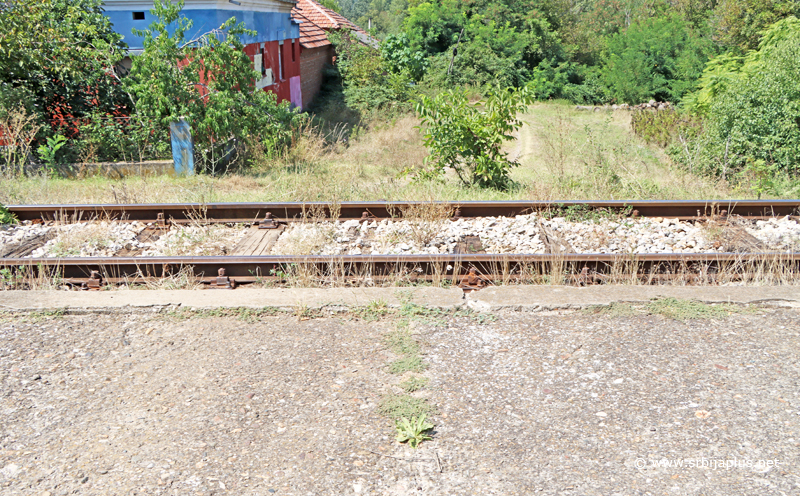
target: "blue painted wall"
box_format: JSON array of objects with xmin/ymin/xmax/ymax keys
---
[{"xmin": 106, "ymin": 9, "xmax": 300, "ymax": 49}]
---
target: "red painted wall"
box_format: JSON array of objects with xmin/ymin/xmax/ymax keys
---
[{"xmin": 243, "ymin": 39, "xmax": 301, "ymax": 104}]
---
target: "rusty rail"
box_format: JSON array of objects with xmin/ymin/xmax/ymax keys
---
[
  {"xmin": 6, "ymin": 200, "xmax": 800, "ymax": 224},
  {"xmin": 2, "ymin": 253, "xmax": 798, "ymax": 289}
]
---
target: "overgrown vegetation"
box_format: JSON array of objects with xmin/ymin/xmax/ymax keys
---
[{"xmin": 0, "ymin": 0, "xmax": 798, "ymax": 194}]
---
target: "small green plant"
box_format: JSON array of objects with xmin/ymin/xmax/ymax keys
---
[
  {"xmin": 378, "ymin": 393, "xmax": 436, "ymax": 420},
  {"xmin": 645, "ymin": 298, "xmax": 742, "ymax": 321},
  {"xmin": 400, "ymin": 376, "xmax": 429, "ymax": 392},
  {"xmin": 0, "ymin": 267, "xmax": 23, "ymax": 289},
  {"xmin": 389, "ymin": 355, "xmax": 427, "ymax": 374},
  {"xmin": 353, "ymin": 299, "xmax": 390, "ymax": 321},
  {"xmin": 742, "ymin": 158, "xmax": 776, "ymax": 199},
  {"xmin": 395, "ymin": 414, "xmax": 434, "ymax": 449},
  {"xmin": 410, "ymin": 85, "xmax": 534, "ymax": 190},
  {"xmin": 0, "ymin": 204, "xmax": 18, "ymax": 225},
  {"xmin": 36, "ymin": 134, "xmax": 68, "ymax": 167},
  {"xmin": 384, "ymin": 329, "xmax": 420, "ymax": 356}
]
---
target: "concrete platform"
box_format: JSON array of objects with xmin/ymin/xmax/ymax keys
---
[{"xmin": 1, "ymin": 285, "xmax": 799, "ymax": 313}]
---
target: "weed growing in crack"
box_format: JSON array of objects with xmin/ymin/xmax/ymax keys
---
[
  {"xmin": 378, "ymin": 394, "xmax": 436, "ymax": 420},
  {"xmin": 395, "ymin": 414, "xmax": 434, "ymax": 449},
  {"xmin": 644, "ymin": 298, "xmax": 748, "ymax": 321},
  {"xmin": 400, "ymin": 376, "xmax": 429, "ymax": 393},
  {"xmin": 352, "ymin": 299, "xmax": 390, "ymax": 321},
  {"xmin": 389, "ymin": 355, "xmax": 427, "ymax": 374}
]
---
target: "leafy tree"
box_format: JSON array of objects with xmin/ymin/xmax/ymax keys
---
[
  {"xmin": 125, "ymin": 0, "xmax": 300, "ymax": 173},
  {"xmin": 0, "ymin": 0, "xmax": 129, "ymax": 153},
  {"xmin": 410, "ymin": 86, "xmax": 534, "ymax": 189},
  {"xmin": 382, "ymin": 33, "xmax": 428, "ymax": 81},
  {"xmin": 681, "ymin": 16, "xmax": 800, "ymax": 178},
  {"xmin": 712, "ymin": 0, "xmax": 799, "ymax": 51},
  {"xmin": 600, "ymin": 14, "xmax": 714, "ymax": 103}
]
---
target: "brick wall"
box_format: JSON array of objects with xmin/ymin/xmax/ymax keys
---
[{"xmin": 299, "ymin": 45, "xmax": 334, "ymax": 109}]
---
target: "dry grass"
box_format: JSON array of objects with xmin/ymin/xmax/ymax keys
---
[
  {"xmin": 49, "ymin": 222, "xmax": 115, "ymax": 257},
  {"xmin": 0, "ymin": 105, "xmax": 41, "ymax": 177},
  {"xmin": 398, "ymin": 202, "xmax": 454, "ymax": 247}
]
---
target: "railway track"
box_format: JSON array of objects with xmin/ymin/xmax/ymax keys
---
[
  {"xmin": 2, "ymin": 200, "xmax": 799, "ymax": 290},
  {"xmin": 7, "ymin": 199, "xmax": 800, "ymax": 224}
]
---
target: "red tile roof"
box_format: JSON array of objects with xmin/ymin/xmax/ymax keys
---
[
  {"xmin": 291, "ymin": 0, "xmax": 376, "ymax": 49},
  {"xmin": 294, "ymin": 11, "xmax": 331, "ymax": 48}
]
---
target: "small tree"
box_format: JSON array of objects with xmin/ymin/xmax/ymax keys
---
[
  {"xmin": 126, "ymin": 0, "xmax": 300, "ymax": 173},
  {"xmin": 410, "ymin": 86, "xmax": 534, "ymax": 189}
]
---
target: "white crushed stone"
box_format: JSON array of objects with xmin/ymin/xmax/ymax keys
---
[
  {"xmin": 1, "ymin": 214, "xmax": 798, "ymax": 257},
  {"xmin": 271, "ymin": 214, "xmax": 800, "ymax": 255}
]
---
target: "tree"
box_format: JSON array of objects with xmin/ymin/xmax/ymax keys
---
[
  {"xmin": 600, "ymin": 14, "xmax": 714, "ymax": 103},
  {"xmin": 684, "ymin": 16, "xmax": 800, "ymax": 178},
  {"xmin": 0, "ymin": 0, "xmax": 129, "ymax": 146},
  {"xmin": 411, "ymin": 86, "xmax": 534, "ymax": 189},
  {"xmin": 713, "ymin": 0, "xmax": 799, "ymax": 51},
  {"xmin": 125, "ymin": 0, "xmax": 300, "ymax": 173}
]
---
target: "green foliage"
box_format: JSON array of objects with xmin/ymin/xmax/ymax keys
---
[
  {"xmin": 0, "ymin": 205, "xmax": 17, "ymax": 225},
  {"xmin": 319, "ymin": 0, "xmax": 342, "ymax": 13},
  {"xmin": 382, "ymin": 34, "xmax": 428, "ymax": 81},
  {"xmin": 76, "ymin": 112, "xmax": 171, "ymax": 163},
  {"xmin": 389, "ymin": 355, "xmax": 427, "ymax": 374},
  {"xmin": 412, "ymin": 86, "xmax": 534, "ymax": 189},
  {"xmin": 713, "ymin": 0, "xmax": 799, "ymax": 50},
  {"xmin": 328, "ymin": 30, "xmax": 414, "ymax": 114},
  {"xmin": 645, "ymin": 298, "xmax": 740, "ymax": 321},
  {"xmin": 378, "ymin": 393, "xmax": 436, "ymax": 420},
  {"xmin": 400, "ymin": 376, "xmax": 429, "ymax": 392},
  {"xmin": 0, "ymin": 0, "xmax": 130, "ymax": 159},
  {"xmin": 36, "ymin": 135, "xmax": 68, "ymax": 167},
  {"xmin": 601, "ymin": 14, "xmax": 715, "ymax": 104},
  {"xmin": 680, "ymin": 16, "xmax": 800, "ymax": 178},
  {"xmin": 126, "ymin": 0, "xmax": 300, "ymax": 173},
  {"xmin": 394, "ymin": 414, "xmax": 434, "ymax": 448},
  {"xmin": 631, "ymin": 109, "xmax": 700, "ymax": 147}
]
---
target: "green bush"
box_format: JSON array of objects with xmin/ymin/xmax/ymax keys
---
[
  {"xmin": 410, "ymin": 85, "xmax": 534, "ymax": 189},
  {"xmin": 680, "ymin": 16, "xmax": 800, "ymax": 179},
  {"xmin": 328, "ymin": 30, "xmax": 415, "ymax": 114},
  {"xmin": 601, "ymin": 14, "xmax": 715, "ymax": 104}
]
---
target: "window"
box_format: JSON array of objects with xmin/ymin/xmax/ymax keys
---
[
  {"xmin": 132, "ymin": 12, "xmax": 145, "ymax": 20},
  {"xmin": 278, "ymin": 43, "xmax": 284, "ymax": 81},
  {"xmin": 260, "ymin": 48, "xmax": 266, "ymax": 76}
]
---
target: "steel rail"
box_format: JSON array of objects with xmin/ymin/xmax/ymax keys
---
[
  {"xmin": 3, "ymin": 253, "xmax": 798, "ymax": 286},
  {"xmin": 7, "ymin": 200, "xmax": 800, "ymax": 224}
]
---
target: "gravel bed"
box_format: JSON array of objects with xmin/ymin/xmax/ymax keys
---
[
  {"xmin": 0, "ymin": 307, "xmax": 798, "ymax": 494},
  {"xmin": 272, "ymin": 214, "xmax": 800, "ymax": 255},
  {"xmin": 1, "ymin": 214, "xmax": 798, "ymax": 257},
  {"xmin": 0, "ymin": 222, "xmax": 246, "ymax": 258}
]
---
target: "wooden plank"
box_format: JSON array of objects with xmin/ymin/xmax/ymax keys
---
[{"xmin": 231, "ymin": 226, "xmax": 285, "ymax": 256}]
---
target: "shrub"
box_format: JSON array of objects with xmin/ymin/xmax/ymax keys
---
[
  {"xmin": 680, "ymin": 16, "xmax": 800, "ymax": 178},
  {"xmin": 410, "ymin": 85, "xmax": 534, "ymax": 189},
  {"xmin": 601, "ymin": 14, "xmax": 715, "ymax": 104}
]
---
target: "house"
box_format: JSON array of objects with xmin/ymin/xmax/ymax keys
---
[
  {"xmin": 103, "ymin": 0, "xmax": 304, "ymax": 107},
  {"xmin": 290, "ymin": 0, "xmax": 375, "ymax": 109}
]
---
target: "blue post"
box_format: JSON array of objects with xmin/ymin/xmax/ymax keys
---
[{"xmin": 170, "ymin": 118, "xmax": 195, "ymax": 176}]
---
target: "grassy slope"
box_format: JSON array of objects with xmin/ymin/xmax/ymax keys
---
[{"xmin": 0, "ymin": 103, "xmax": 752, "ymax": 205}]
